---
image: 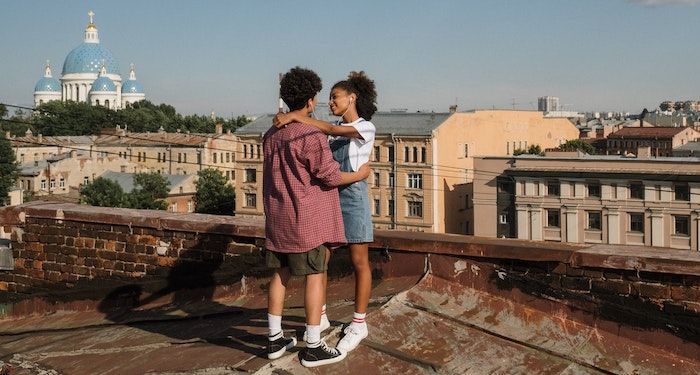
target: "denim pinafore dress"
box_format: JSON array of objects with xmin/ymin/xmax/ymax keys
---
[{"xmin": 330, "ymin": 134, "xmax": 374, "ymax": 243}]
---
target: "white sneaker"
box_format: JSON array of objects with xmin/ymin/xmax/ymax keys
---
[
  {"xmin": 336, "ymin": 324, "xmax": 368, "ymax": 352},
  {"xmin": 303, "ymin": 314, "xmax": 331, "ymax": 341}
]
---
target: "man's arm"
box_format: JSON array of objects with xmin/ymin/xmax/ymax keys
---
[{"xmin": 304, "ymin": 131, "xmax": 369, "ymax": 187}]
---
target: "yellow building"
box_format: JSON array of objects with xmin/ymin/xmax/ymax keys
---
[{"xmin": 234, "ymin": 110, "xmax": 579, "ymax": 233}]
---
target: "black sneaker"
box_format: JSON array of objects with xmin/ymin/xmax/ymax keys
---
[
  {"xmin": 267, "ymin": 331, "xmax": 297, "ymax": 360},
  {"xmin": 300, "ymin": 340, "xmax": 347, "ymax": 368}
]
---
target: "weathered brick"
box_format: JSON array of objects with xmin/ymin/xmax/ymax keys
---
[
  {"xmin": 583, "ymin": 269, "xmax": 604, "ymax": 279},
  {"xmin": 97, "ymin": 250, "xmax": 117, "ymax": 260},
  {"xmin": 157, "ymin": 257, "xmax": 176, "ymax": 267},
  {"xmin": 631, "ymin": 282, "xmax": 670, "ymax": 299},
  {"xmin": 134, "ymin": 264, "xmax": 146, "ymax": 273},
  {"xmin": 124, "ymin": 263, "xmax": 135, "ymax": 272},
  {"xmin": 117, "ymin": 253, "xmax": 138, "ymax": 263},
  {"xmin": 138, "ymin": 235, "xmax": 158, "ymax": 246},
  {"xmin": 84, "ymin": 238, "xmax": 95, "ymax": 248},
  {"xmin": 561, "ymin": 276, "xmax": 590, "ymax": 291},
  {"xmin": 29, "ymin": 242, "xmax": 44, "ymax": 252},
  {"xmin": 105, "ymin": 241, "xmax": 116, "ymax": 251},
  {"xmin": 31, "ymin": 260, "xmax": 43, "ymax": 270},
  {"xmin": 94, "ymin": 239, "xmax": 105, "ymax": 249},
  {"xmin": 592, "ymin": 280, "xmax": 630, "ymax": 295},
  {"xmin": 670, "ymin": 286, "xmax": 700, "ymax": 301}
]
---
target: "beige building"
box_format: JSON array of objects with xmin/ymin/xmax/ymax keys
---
[
  {"xmin": 234, "ymin": 110, "xmax": 579, "ymax": 233},
  {"xmin": 606, "ymin": 126, "xmax": 699, "ymax": 157},
  {"xmin": 468, "ymin": 153, "xmax": 700, "ymax": 250},
  {"xmin": 18, "ymin": 150, "xmax": 142, "ymax": 197}
]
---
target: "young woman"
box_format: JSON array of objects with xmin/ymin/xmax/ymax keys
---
[{"xmin": 274, "ymin": 71, "xmax": 377, "ymax": 352}]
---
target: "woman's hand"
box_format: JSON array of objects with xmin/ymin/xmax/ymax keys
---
[{"xmin": 273, "ymin": 112, "xmax": 295, "ymax": 128}]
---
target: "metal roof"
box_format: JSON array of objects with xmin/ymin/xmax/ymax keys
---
[{"xmin": 235, "ymin": 112, "xmax": 454, "ymax": 136}]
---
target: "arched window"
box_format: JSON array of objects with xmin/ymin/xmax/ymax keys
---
[
  {"xmin": 105, "ymin": 99, "xmax": 110, "ymax": 108},
  {"xmin": 95, "ymin": 99, "xmax": 100, "ymax": 106},
  {"xmin": 76, "ymin": 86, "xmax": 80, "ymax": 101}
]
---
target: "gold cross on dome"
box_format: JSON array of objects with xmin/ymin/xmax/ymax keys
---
[{"xmin": 88, "ymin": 11, "xmax": 95, "ymax": 24}]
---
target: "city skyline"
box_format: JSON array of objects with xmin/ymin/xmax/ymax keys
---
[{"xmin": 2, "ymin": 0, "xmax": 700, "ymax": 116}]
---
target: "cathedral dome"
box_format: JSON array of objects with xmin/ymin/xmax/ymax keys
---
[
  {"xmin": 62, "ymin": 43, "xmax": 119, "ymax": 75},
  {"xmin": 122, "ymin": 64, "xmax": 144, "ymax": 94},
  {"xmin": 90, "ymin": 66, "xmax": 117, "ymax": 92},
  {"xmin": 34, "ymin": 76, "xmax": 61, "ymax": 92}
]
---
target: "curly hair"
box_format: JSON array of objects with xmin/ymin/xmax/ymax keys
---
[
  {"xmin": 332, "ymin": 71, "xmax": 377, "ymax": 120},
  {"xmin": 280, "ymin": 67, "xmax": 322, "ymax": 111}
]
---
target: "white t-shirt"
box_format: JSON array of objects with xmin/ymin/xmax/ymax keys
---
[{"xmin": 333, "ymin": 118, "xmax": 375, "ymax": 172}]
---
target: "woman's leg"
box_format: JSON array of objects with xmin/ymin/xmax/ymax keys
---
[{"xmin": 349, "ymin": 243, "xmax": 371, "ymax": 313}]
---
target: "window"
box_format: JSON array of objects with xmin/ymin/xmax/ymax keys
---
[
  {"xmin": 412, "ymin": 147, "xmax": 418, "ymax": 163},
  {"xmin": 257, "ymin": 145, "xmax": 261, "ymax": 159},
  {"xmin": 170, "ymin": 202, "xmax": 178, "ymax": 212},
  {"xmin": 374, "ymin": 199, "xmax": 381, "ymax": 215},
  {"xmin": 547, "ymin": 209, "xmax": 560, "ymax": 228},
  {"xmin": 187, "ymin": 201, "xmax": 194, "ymax": 213},
  {"xmin": 388, "ymin": 146, "xmax": 395, "ymax": 162},
  {"xmin": 245, "ymin": 168, "xmax": 256, "ymax": 183},
  {"xmin": 374, "ymin": 172, "xmax": 380, "ymax": 188},
  {"xmin": 156, "ymin": 152, "xmax": 161, "ymax": 162},
  {"xmin": 674, "ymin": 215, "xmax": 690, "ymax": 236},
  {"xmin": 243, "ymin": 145, "xmax": 248, "ymax": 159},
  {"xmin": 389, "ymin": 172, "xmax": 395, "ymax": 187},
  {"xmin": 213, "ymin": 153, "xmax": 217, "ymax": 164},
  {"xmin": 245, "ymin": 193, "xmax": 257, "ymax": 208},
  {"xmin": 611, "ymin": 184, "xmax": 618, "ymax": 199},
  {"xmin": 408, "ymin": 173, "xmax": 423, "ymax": 189},
  {"xmin": 41, "ymin": 179, "xmax": 47, "ymax": 190},
  {"xmin": 374, "ymin": 146, "xmax": 380, "ymax": 162},
  {"xmin": 547, "ymin": 180, "xmax": 560, "ymax": 196},
  {"xmin": 183, "ymin": 153, "xmax": 187, "ymax": 163},
  {"xmin": 587, "ymin": 182, "xmax": 601, "ymax": 198},
  {"xmin": 408, "ymin": 201, "xmax": 423, "ymax": 217},
  {"xmin": 226, "ymin": 171, "xmax": 230, "ymax": 180},
  {"xmin": 59, "ymin": 178, "xmax": 65, "ymax": 188},
  {"xmin": 421, "ymin": 147, "xmax": 426, "ymax": 163},
  {"xmin": 587, "ymin": 211, "xmax": 602, "ymax": 230},
  {"xmin": 464, "ymin": 194, "xmax": 470, "ymax": 209},
  {"xmin": 464, "ymin": 144, "xmax": 469, "ymax": 158},
  {"xmin": 83, "ymin": 176, "xmax": 89, "ymax": 185},
  {"xmin": 388, "ymin": 199, "xmax": 394, "ymax": 216},
  {"xmin": 404, "ymin": 147, "xmax": 410, "ymax": 162},
  {"xmin": 629, "ymin": 213, "xmax": 644, "ymax": 233},
  {"xmin": 178, "ymin": 153, "xmax": 182, "ymax": 163},
  {"xmin": 629, "ymin": 182, "xmax": 644, "ymax": 199},
  {"xmin": 226, "ymin": 153, "xmax": 230, "ymax": 163},
  {"xmin": 675, "ymin": 184, "xmax": 690, "ymax": 201},
  {"xmin": 50, "ymin": 179, "xmax": 56, "ymax": 189}
]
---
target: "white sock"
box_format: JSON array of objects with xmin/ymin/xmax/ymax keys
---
[
  {"xmin": 268, "ymin": 313, "xmax": 282, "ymax": 337},
  {"xmin": 306, "ymin": 324, "xmax": 321, "ymax": 346},
  {"xmin": 321, "ymin": 304, "xmax": 327, "ymax": 321},
  {"xmin": 350, "ymin": 312, "xmax": 367, "ymax": 332}
]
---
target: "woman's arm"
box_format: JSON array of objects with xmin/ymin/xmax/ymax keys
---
[
  {"xmin": 273, "ymin": 112, "xmax": 362, "ymax": 139},
  {"xmin": 338, "ymin": 162, "xmax": 370, "ymax": 185}
]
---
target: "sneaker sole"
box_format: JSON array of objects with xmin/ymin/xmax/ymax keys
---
[
  {"xmin": 300, "ymin": 350, "xmax": 347, "ymax": 368},
  {"xmin": 268, "ymin": 337, "xmax": 297, "ymax": 360}
]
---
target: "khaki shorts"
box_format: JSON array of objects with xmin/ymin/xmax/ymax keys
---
[{"xmin": 265, "ymin": 245, "xmax": 329, "ymax": 276}]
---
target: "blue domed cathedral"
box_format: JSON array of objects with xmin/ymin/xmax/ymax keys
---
[{"xmin": 33, "ymin": 11, "xmax": 146, "ymax": 109}]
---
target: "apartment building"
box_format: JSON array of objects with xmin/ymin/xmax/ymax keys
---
[
  {"xmin": 468, "ymin": 153, "xmax": 700, "ymax": 250},
  {"xmin": 234, "ymin": 110, "xmax": 579, "ymax": 232},
  {"xmin": 606, "ymin": 126, "xmax": 699, "ymax": 157},
  {"xmin": 10, "ymin": 125, "xmax": 238, "ymax": 182}
]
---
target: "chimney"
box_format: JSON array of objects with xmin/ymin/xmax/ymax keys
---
[
  {"xmin": 38, "ymin": 133, "xmax": 43, "ymax": 143},
  {"xmin": 215, "ymin": 123, "xmax": 223, "ymax": 135}
]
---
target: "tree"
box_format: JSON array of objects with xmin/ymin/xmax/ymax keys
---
[
  {"xmin": 126, "ymin": 172, "xmax": 170, "ymax": 210},
  {"xmin": 557, "ymin": 139, "xmax": 595, "ymax": 155},
  {"xmin": 79, "ymin": 177, "xmax": 126, "ymax": 207},
  {"xmin": 194, "ymin": 168, "xmax": 235, "ymax": 215},
  {"xmin": 0, "ymin": 135, "xmax": 19, "ymax": 205},
  {"xmin": 0, "ymin": 104, "xmax": 7, "ymax": 118}
]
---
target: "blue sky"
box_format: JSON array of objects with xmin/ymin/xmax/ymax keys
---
[{"xmin": 2, "ymin": 0, "xmax": 700, "ymax": 116}]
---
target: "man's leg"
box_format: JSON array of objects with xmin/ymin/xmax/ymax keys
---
[{"xmin": 266, "ymin": 251, "xmax": 296, "ymax": 360}]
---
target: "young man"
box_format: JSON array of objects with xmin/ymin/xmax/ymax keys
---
[{"xmin": 264, "ymin": 67, "xmax": 370, "ymax": 367}]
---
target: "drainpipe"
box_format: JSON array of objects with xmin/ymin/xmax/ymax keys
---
[{"xmin": 167, "ymin": 145, "xmax": 172, "ymax": 174}]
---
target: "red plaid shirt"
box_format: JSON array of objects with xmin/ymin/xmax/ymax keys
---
[{"xmin": 263, "ymin": 123, "xmax": 346, "ymax": 253}]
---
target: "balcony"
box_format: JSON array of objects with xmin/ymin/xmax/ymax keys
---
[{"xmin": 0, "ymin": 202, "xmax": 698, "ymax": 374}]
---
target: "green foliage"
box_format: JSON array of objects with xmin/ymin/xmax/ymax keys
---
[
  {"xmin": 513, "ymin": 144, "xmax": 543, "ymax": 156},
  {"xmin": 0, "ymin": 100, "xmax": 251, "ymax": 137},
  {"xmin": 194, "ymin": 168, "xmax": 235, "ymax": 215},
  {"xmin": 557, "ymin": 139, "xmax": 595, "ymax": 155},
  {"xmin": 79, "ymin": 177, "xmax": 126, "ymax": 207},
  {"xmin": 0, "ymin": 135, "xmax": 19, "ymax": 205},
  {"xmin": 126, "ymin": 172, "xmax": 170, "ymax": 210},
  {"xmin": 80, "ymin": 172, "xmax": 170, "ymax": 210},
  {"xmin": 0, "ymin": 104, "xmax": 7, "ymax": 118}
]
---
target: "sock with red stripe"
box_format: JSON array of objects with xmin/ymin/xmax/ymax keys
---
[{"xmin": 349, "ymin": 312, "xmax": 367, "ymax": 333}]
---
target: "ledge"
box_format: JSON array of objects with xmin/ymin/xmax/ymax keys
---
[{"xmin": 2, "ymin": 203, "xmax": 700, "ymax": 276}]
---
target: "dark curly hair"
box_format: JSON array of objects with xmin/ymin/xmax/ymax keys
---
[
  {"xmin": 332, "ymin": 71, "xmax": 377, "ymax": 120},
  {"xmin": 280, "ymin": 67, "xmax": 322, "ymax": 111}
]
